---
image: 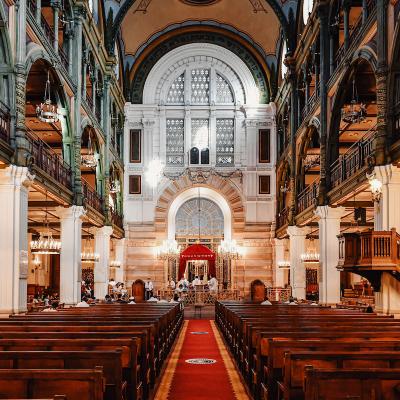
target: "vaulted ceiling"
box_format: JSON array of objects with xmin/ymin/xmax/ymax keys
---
[{"xmin": 103, "ymin": 0, "xmax": 299, "ymax": 100}]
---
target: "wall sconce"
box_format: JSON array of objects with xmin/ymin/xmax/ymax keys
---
[{"xmin": 366, "ymin": 172, "xmax": 382, "ymax": 202}]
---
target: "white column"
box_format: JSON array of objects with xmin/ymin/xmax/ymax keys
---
[
  {"xmin": 274, "ymin": 238, "xmax": 285, "ymax": 287},
  {"xmin": 114, "ymin": 238, "xmax": 125, "ymax": 283},
  {"xmin": 0, "ymin": 166, "xmax": 34, "ymax": 314},
  {"xmin": 287, "ymin": 226, "xmax": 307, "ymax": 299},
  {"xmin": 315, "ymin": 206, "xmax": 345, "ymax": 305},
  {"xmin": 94, "ymin": 226, "xmax": 113, "ymax": 299},
  {"xmin": 374, "ymin": 165, "xmax": 400, "ymax": 231},
  {"xmin": 56, "ymin": 206, "xmax": 86, "ymax": 305},
  {"xmin": 372, "ymin": 165, "xmax": 400, "ymax": 314}
]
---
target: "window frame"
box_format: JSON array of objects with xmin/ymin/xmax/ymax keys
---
[{"xmin": 129, "ymin": 129, "xmax": 142, "ymax": 164}]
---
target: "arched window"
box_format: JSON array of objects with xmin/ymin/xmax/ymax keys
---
[{"xmin": 302, "ymin": 0, "xmax": 314, "ymax": 25}]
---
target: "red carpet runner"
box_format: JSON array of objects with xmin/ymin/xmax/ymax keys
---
[{"xmin": 155, "ymin": 320, "xmax": 249, "ymax": 400}]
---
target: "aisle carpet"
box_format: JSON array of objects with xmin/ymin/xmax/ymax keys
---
[{"xmin": 155, "ymin": 320, "xmax": 250, "ymax": 400}]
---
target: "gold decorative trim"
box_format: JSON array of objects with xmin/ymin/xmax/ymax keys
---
[
  {"xmin": 154, "ymin": 321, "xmax": 188, "ymax": 400},
  {"xmin": 210, "ymin": 320, "xmax": 251, "ymax": 400},
  {"xmin": 180, "ymin": 0, "xmax": 221, "ymax": 5}
]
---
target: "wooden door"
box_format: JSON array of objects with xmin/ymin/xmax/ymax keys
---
[{"xmin": 132, "ymin": 280, "xmax": 145, "ymax": 302}]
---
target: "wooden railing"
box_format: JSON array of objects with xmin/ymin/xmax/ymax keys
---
[
  {"xmin": 301, "ymin": 84, "xmax": 320, "ymax": 121},
  {"xmin": 297, "ymin": 180, "xmax": 319, "ymax": 214},
  {"xmin": 0, "ymin": 102, "xmax": 11, "ymax": 144},
  {"xmin": 40, "ymin": 14, "xmax": 55, "ymax": 45},
  {"xmin": 111, "ymin": 209, "xmax": 123, "ymax": 229},
  {"xmin": 277, "ymin": 207, "xmax": 289, "ymax": 229},
  {"xmin": 58, "ymin": 46, "xmax": 69, "ymax": 70},
  {"xmin": 334, "ymin": 0, "xmax": 376, "ymax": 70},
  {"xmin": 330, "ymin": 126, "xmax": 375, "ymax": 189},
  {"xmin": 26, "ymin": 129, "xmax": 72, "ymax": 189},
  {"xmin": 82, "ymin": 180, "xmax": 103, "ymax": 214},
  {"xmin": 338, "ymin": 228, "xmax": 400, "ymax": 271}
]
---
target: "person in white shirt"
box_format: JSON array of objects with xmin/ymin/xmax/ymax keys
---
[
  {"xmin": 145, "ymin": 278, "xmax": 154, "ymax": 300},
  {"xmin": 208, "ymin": 276, "xmax": 218, "ymax": 293},
  {"xmin": 76, "ymin": 297, "xmax": 90, "ymax": 307},
  {"xmin": 128, "ymin": 296, "xmax": 136, "ymax": 304},
  {"xmin": 147, "ymin": 296, "xmax": 158, "ymax": 302},
  {"xmin": 42, "ymin": 301, "xmax": 59, "ymax": 311},
  {"xmin": 169, "ymin": 279, "xmax": 176, "ymax": 290},
  {"xmin": 261, "ymin": 298, "xmax": 272, "ymax": 305},
  {"xmin": 192, "ymin": 276, "xmax": 201, "ymax": 286}
]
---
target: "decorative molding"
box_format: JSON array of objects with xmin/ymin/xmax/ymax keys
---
[{"xmin": 244, "ymin": 118, "xmax": 274, "ymax": 127}]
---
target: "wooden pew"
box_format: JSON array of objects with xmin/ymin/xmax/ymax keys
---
[
  {"xmin": 304, "ymin": 367, "xmax": 400, "ymax": 400},
  {"xmin": 0, "ymin": 368, "xmax": 105, "ymax": 400},
  {"xmin": 0, "ymin": 351, "xmax": 124, "ymax": 400},
  {"xmin": 281, "ymin": 351, "xmax": 400, "ymax": 400}
]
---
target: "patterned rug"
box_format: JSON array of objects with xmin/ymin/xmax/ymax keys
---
[{"xmin": 155, "ymin": 320, "xmax": 249, "ymax": 400}]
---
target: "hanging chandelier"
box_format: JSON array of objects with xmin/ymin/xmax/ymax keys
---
[
  {"xmin": 81, "ymin": 131, "xmax": 98, "ymax": 168},
  {"xmin": 156, "ymin": 239, "xmax": 181, "ymax": 260},
  {"xmin": 277, "ymin": 260, "xmax": 290, "ymax": 269},
  {"xmin": 300, "ymin": 236, "xmax": 320, "ymax": 263},
  {"xmin": 110, "ymin": 260, "xmax": 121, "ymax": 268},
  {"xmin": 341, "ymin": 78, "xmax": 366, "ymax": 124},
  {"xmin": 218, "ymin": 239, "xmax": 242, "ymax": 260},
  {"xmin": 81, "ymin": 249, "xmax": 100, "ymax": 263},
  {"xmin": 31, "ymin": 232, "xmax": 61, "ymax": 254},
  {"xmin": 36, "ymin": 70, "xmax": 59, "ymax": 124}
]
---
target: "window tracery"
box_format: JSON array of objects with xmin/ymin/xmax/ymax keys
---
[
  {"xmin": 216, "ymin": 119, "xmax": 234, "ymax": 166},
  {"xmin": 166, "ymin": 119, "xmax": 185, "ymax": 165},
  {"xmin": 191, "ymin": 69, "xmax": 210, "ymax": 104},
  {"xmin": 216, "ymin": 74, "xmax": 234, "ymax": 103},
  {"xmin": 167, "ymin": 73, "xmax": 185, "ymax": 104}
]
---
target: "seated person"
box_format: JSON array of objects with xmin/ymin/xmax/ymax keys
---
[
  {"xmin": 192, "ymin": 276, "xmax": 201, "ymax": 286},
  {"xmin": 116, "ymin": 293, "xmax": 127, "ymax": 303},
  {"xmin": 170, "ymin": 293, "xmax": 181, "ymax": 303},
  {"xmin": 104, "ymin": 294, "xmax": 113, "ymax": 303},
  {"xmin": 128, "ymin": 296, "xmax": 136, "ymax": 304},
  {"xmin": 42, "ymin": 301, "xmax": 59, "ymax": 312},
  {"xmin": 147, "ymin": 295, "xmax": 159, "ymax": 302}
]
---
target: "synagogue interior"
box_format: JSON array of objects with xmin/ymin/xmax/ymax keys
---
[{"xmin": 0, "ymin": 0, "xmax": 400, "ymax": 398}]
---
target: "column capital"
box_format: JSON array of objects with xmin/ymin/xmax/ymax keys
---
[
  {"xmin": 314, "ymin": 205, "xmax": 346, "ymax": 220},
  {"xmin": 55, "ymin": 205, "xmax": 86, "ymax": 220},
  {"xmin": 374, "ymin": 165, "xmax": 400, "ymax": 186},
  {"xmin": 0, "ymin": 165, "xmax": 35, "ymax": 188},
  {"xmin": 94, "ymin": 225, "xmax": 113, "ymax": 237},
  {"xmin": 287, "ymin": 225, "xmax": 308, "ymax": 237}
]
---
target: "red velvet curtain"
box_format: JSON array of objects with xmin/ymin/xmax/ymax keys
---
[{"xmin": 179, "ymin": 244, "xmax": 216, "ymax": 279}]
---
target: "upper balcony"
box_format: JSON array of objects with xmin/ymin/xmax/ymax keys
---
[{"xmin": 338, "ymin": 229, "xmax": 400, "ymax": 273}]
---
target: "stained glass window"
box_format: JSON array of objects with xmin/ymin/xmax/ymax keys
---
[
  {"xmin": 166, "ymin": 119, "xmax": 185, "ymax": 165},
  {"xmin": 191, "ymin": 69, "xmax": 210, "ymax": 104},
  {"xmin": 216, "ymin": 119, "xmax": 234, "ymax": 166},
  {"xmin": 167, "ymin": 74, "xmax": 185, "ymax": 104},
  {"xmin": 191, "ymin": 119, "xmax": 209, "ymax": 151},
  {"xmin": 216, "ymin": 74, "xmax": 234, "ymax": 103}
]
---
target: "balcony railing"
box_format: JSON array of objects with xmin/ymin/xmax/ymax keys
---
[
  {"xmin": 277, "ymin": 207, "xmax": 289, "ymax": 229},
  {"xmin": 333, "ymin": 0, "xmax": 376, "ymax": 72},
  {"xmin": 297, "ymin": 180, "xmax": 319, "ymax": 214},
  {"xmin": 301, "ymin": 85, "xmax": 320, "ymax": 121},
  {"xmin": 40, "ymin": 14, "xmax": 55, "ymax": 46},
  {"xmin": 82, "ymin": 180, "xmax": 103, "ymax": 214},
  {"xmin": 0, "ymin": 102, "xmax": 11, "ymax": 144},
  {"xmin": 26, "ymin": 129, "xmax": 72, "ymax": 189},
  {"xmin": 59, "ymin": 45, "xmax": 69, "ymax": 71},
  {"xmin": 111, "ymin": 209, "xmax": 124, "ymax": 229},
  {"xmin": 338, "ymin": 228, "xmax": 400, "ymax": 271},
  {"xmin": 330, "ymin": 126, "xmax": 375, "ymax": 189}
]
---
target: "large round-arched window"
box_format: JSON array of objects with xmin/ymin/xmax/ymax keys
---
[{"xmin": 302, "ymin": 0, "xmax": 314, "ymax": 24}]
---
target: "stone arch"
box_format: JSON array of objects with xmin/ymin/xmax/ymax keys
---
[
  {"xmin": 154, "ymin": 174, "xmax": 245, "ymax": 237},
  {"xmin": 143, "ymin": 43, "xmax": 258, "ymax": 106}
]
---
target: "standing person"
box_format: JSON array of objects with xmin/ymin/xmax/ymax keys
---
[
  {"xmin": 169, "ymin": 278, "xmax": 176, "ymax": 291},
  {"xmin": 145, "ymin": 278, "xmax": 154, "ymax": 300},
  {"xmin": 208, "ymin": 275, "xmax": 218, "ymax": 293},
  {"xmin": 192, "ymin": 276, "xmax": 201, "ymax": 286}
]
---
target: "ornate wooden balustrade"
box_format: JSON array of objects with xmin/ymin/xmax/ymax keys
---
[
  {"xmin": 82, "ymin": 180, "xmax": 103, "ymax": 214},
  {"xmin": 277, "ymin": 207, "xmax": 289, "ymax": 229},
  {"xmin": 297, "ymin": 180, "xmax": 319, "ymax": 214},
  {"xmin": 330, "ymin": 127, "xmax": 375, "ymax": 189},
  {"xmin": 111, "ymin": 209, "xmax": 123, "ymax": 229},
  {"xmin": 26, "ymin": 130, "xmax": 72, "ymax": 189},
  {"xmin": 0, "ymin": 102, "xmax": 11, "ymax": 144},
  {"xmin": 338, "ymin": 228, "xmax": 400, "ymax": 272}
]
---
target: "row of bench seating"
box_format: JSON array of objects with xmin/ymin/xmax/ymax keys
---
[
  {"xmin": 0, "ymin": 303, "xmax": 183, "ymax": 400},
  {"xmin": 215, "ymin": 301, "xmax": 400, "ymax": 400}
]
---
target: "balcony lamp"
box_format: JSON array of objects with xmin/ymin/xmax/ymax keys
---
[
  {"xmin": 367, "ymin": 172, "xmax": 382, "ymax": 202},
  {"xmin": 36, "ymin": 71, "xmax": 59, "ymax": 124}
]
